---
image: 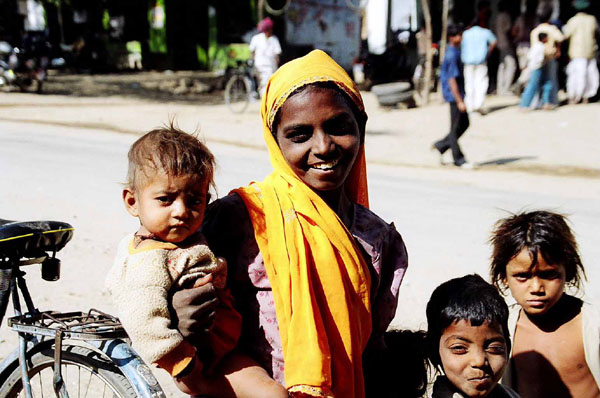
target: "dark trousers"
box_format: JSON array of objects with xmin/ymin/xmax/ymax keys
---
[{"xmin": 434, "ymin": 102, "xmax": 470, "ymax": 165}]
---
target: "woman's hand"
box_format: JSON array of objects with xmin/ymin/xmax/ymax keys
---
[{"xmin": 172, "ymin": 273, "xmax": 219, "ymax": 346}]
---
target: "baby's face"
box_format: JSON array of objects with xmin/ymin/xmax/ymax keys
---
[
  {"xmin": 504, "ymin": 249, "xmax": 566, "ymax": 316},
  {"xmin": 126, "ymin": 173, "xmax": 209, "ymax": 243},
  {"xmin": 439, "ymin": 320, "xmax": 508, "ymax": 398}
]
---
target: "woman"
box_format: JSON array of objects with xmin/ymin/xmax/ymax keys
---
[{"xmin": 172, "ymin": 50, "xmax": 408, "ymax": 397}]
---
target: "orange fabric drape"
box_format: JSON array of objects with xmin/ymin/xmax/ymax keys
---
[{"xmin": 233, "ymin": 50, "xmax": 372, "ymax": 398}]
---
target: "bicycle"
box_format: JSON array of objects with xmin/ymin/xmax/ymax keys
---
[
  {"xmin": 224, "ymin": 60, "xmax": 259, "ymax": 114},
  {"xmin": 0, "ymin": 219, "xmax": 166, "ymax": 398}
]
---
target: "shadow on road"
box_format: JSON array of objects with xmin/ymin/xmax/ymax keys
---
[{"xmin": 477, "ymin": 156, "xmax": 537, "ymax": 166}]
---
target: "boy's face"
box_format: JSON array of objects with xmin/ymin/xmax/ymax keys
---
[
  {"xmin": 439, "ymin": 320, "xmax": 508, "ymax": 398},
  {"xmin": 123, "ymin": 172, "xmax": 209, "ymax": 243},
  {"xmin": 504, "ymin": 249, "xmax": 566, "ymax": 316},
  {"xmin": 450, "ymin": 34, "xmax": 462, "ymax": 46}
]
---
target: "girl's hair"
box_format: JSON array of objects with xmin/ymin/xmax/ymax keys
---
[
  {"xmin": 425, "ymin": 274, "xmax": 510, "ymax": 370},
  {"xmin": 489, "ymin": 210, "xmax": 586, "ymax": 291},
  {"xmin": 270, "ymin": 81, "xmax": 367, "ymax": 139},
  {"xmin": 126, "ymin": 123, "xmax": 215, "ymax": 192}
]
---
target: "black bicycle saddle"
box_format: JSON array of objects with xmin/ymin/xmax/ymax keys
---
[{"xmin": 0, "ymin": 219, "xmax": 74, "ymax": 260}]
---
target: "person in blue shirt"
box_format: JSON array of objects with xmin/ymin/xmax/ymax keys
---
[
  {"xmin": 432, "ymin": 24, "xmax": 474, "ymax": 169},
  {"xmin": 461, "ymin": 7, "xmax": 497, "ymax": 114}
]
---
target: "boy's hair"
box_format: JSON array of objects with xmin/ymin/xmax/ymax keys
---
[
  {"xmin": 489, "ymin": 210, "xmax": 586, "ymax": 291},
  {"xmin": 426, "ymin": 274, "xmax": 510, "ymax": 369},
  {"xmin": 126, "ymin": 123, "xmax": 215, "ymax": 192},
  {"xmin": 538, "ymin": 32, "xmax": 548, "ymax": 42},
  {"xmin": 447, "ymin": 24, "xmax": 464, "ymax": 38}
]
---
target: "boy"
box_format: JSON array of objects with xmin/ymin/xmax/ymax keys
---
[
  {"xmin": 490, "ymin": 210, "xmax": 600, "ymax": 397},
  {"xmin": 520, "ymin": 33, "xmax": 551, "ymax": 109},
  {"xmin": 426, "ymin": 274, "xmax": 519, "ymax": 397},
  {"xmin": 432, "ymin": 24, "xmax": 474, "ymax": 169}
]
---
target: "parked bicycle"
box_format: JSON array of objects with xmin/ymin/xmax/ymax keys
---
[
  {"xmin": 0, "ymin": 219, "xmax": 166, "ymax": 398},
  {"xmin": 224, "ymin": 60, "xmax": 259, "ymax": 114}
]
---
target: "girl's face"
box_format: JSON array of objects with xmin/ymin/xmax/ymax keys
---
[
  {"xmin": 123, "ymin": 173, "xmax": 208, "ymax": 243},
  {"xmin": 274, "ymin": 86, "xmax": 361, "ymax": 197},
  {"xmin": 439, "ymin": 320, "xmax": 508, "ymax": 398},
  {"xmin": 504, "ymin": 249, "xmax": 566, "ymax": 316}
]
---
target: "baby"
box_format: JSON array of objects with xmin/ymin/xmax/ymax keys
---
[
  {"xmin": 490, "ymin": 210, "xmax": 599, "ymax": 397},
  {"xmin": 106, "ymin": 126, "xmax": 241, "ymax": 392},
  {"xmin": 426, "ymin": 274, "xmax": 519, "ymax": 398}
]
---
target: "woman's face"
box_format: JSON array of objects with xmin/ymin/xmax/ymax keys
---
[{"xmin": 274, "ymin": 86, "xmax": 362, "ymax": 195}]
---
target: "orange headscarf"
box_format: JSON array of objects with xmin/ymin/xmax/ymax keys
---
[{"xmin": 233, "ymin": 50, "xmax": 371, "ymax": 398}]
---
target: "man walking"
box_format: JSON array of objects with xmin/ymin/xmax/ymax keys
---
[
  {"xmin": 563, "ymin": 0, "xmax": 599, "ymax": 104},
  {"xmin": 249, "ymin": 17, "xmax": 282, "ymax": 95},
  {"xmin": 461, "ymin": 7, "xmax": 497, "ymax": 114},
  {"xmin": 433, "ymin": 25, "xmax": 474, "ymax": 169}
]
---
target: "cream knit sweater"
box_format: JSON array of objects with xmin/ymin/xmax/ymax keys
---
[{"xmin": 105, "ymin": 233, "xmax": 225, "ymax": 373}]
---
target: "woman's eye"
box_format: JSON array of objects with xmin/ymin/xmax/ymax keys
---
[{"xmin": 450, "ymin": 345, "xmax": 467, "ymax": 354}]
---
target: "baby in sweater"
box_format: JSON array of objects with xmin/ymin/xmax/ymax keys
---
[{"xmin": 106, "ymin": 125, "xmax": 241, "ymax": 392}]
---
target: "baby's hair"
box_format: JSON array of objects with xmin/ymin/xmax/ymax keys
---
[
  {"xmin": 126, "ymin": 122, "xmax": 215, "ymax": 192},
  {"xmin": 489, "ymin": 210, "xmax": 586, "ymax": 291},
  {"xmin": 425, "ymin": 274, "xmax": 510, "ymax": 370}
]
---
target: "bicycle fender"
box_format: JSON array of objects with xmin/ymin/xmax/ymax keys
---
[
  {"xmin": 0, "ymin": 338, "xmax": 47, "ymax": 383},
  {"xmin": 89, "ymin": 339, "xmax": 167, "ymax": 398}
]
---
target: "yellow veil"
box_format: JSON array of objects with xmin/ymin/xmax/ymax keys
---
[{"xmin": 234, "ymin": 50, "xmax": 371, "ymax": 398}]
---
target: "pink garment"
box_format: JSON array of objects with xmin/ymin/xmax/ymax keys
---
[{"xmin": 202, "ymin": 194, "xmax": 408, "ymax": 385}]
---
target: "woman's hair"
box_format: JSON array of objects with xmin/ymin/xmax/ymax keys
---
[
  {"xmin": 425, "ymin": 274, "xmax": 510, "ymax": 370},
  {"xmin": 270, "ymin": 81, "xmax": 367, "ymax": 139},
  {"xmin": 489, "ymin": 210, "xmax": 586, "ymax": 291},
  {"xmin": 126, "ymin": 122, "xmax": 215, "ymax": 192}
]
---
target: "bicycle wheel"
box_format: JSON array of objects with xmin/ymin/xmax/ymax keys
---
[
  {"xmin": 224, "ymin": 74, "xmax": 251, "ymax": 114},
  {"xmin": 0, "ymin": 345, "xmax": 137, "ymax": 398}
]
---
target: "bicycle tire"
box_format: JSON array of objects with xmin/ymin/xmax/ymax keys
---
[
  {"xmin": 224, "ymin": 74, "xmax": 251, "ymax": 114},
  {"xmin": 264, "ymin": 0, "xmax": 291, "ymax": 16},
  {"xmin": 0, "ymin": 344, "xmax": 137, "ymax": 398}
]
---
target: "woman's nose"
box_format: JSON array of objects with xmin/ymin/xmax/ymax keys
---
[{"xmin": 312, "ymin": 131, "xmax": 335, "ymax": 156}]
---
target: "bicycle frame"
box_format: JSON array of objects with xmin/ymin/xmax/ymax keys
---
[{"xmin": 0, "ymin": 258, "xmax": 166, "ymax": 398}]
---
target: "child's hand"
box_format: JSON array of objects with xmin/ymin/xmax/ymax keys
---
[{"xmin": 172, "ymin": 273, "xmax": 219, "ymax": 341}]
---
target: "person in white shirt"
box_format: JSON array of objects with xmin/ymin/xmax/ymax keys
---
[
  {"xmin": 563, "ymin": 0, "xmax": 599, "ymax": 104},
  {"xmin": 520, "ymin": 33, "xmax": 551, "ymax": 109},
  {"xmin": 249, "ymin": 17, "xmax": 282, "ymax": 95}
]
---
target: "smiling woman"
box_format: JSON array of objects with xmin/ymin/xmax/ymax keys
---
[{"xmin": 171, "ymin": 50, "xmax": 408, "ymax": 398}]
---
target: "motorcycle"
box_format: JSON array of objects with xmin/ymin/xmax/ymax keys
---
[{"xmin": 0, "ymin": 40, "xmax": 48, "ymax": 93}]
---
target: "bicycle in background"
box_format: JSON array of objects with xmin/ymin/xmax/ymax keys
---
[
  {"xmin": 224, "ymin": 60, "xmax": 260, "ymax": 114},
  {"xmin": 0, "ymin": 219, "xmax": 165, "ymax": 398}
]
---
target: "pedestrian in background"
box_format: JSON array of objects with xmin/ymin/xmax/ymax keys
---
[
  {"xmin": 563, "ymin": 0, "xmax": 599, "ymax": 104},
  {"xmin": 433, "ymin": 24, "xmax": 474, "ymax": 169},
  {"xmin": 494, "ymin": 0, "xmax": 517, "ymax": 96},
  {"xmin": 461, "ymin": 6, "xmax": 497, "ymax": 114},
  {"xmin": 520, "ymin": 33, "xmax": 551, "ymax": 110},
  {"xmin": 249, "ymin": 17, "xmax": 282, "ymax": 96},
  {"xmin": 530, "ymin": 4, "xmax": 564, "ymax": 109}
]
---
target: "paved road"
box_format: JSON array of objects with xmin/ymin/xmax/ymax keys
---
[{"xmin": 1, "ymin": 121, "xmax": 599, "ymax": 394}]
